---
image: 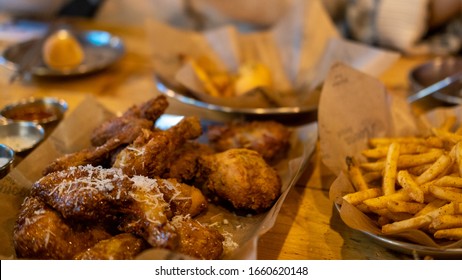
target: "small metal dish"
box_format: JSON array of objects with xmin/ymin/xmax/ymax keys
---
[
  {"xmin": 0, "ymin": 97, "xmax": 68, "ymax": 125},
  {"xmin": 0, "ymin": 29, "xmax": 125, "ymax": 77},
  {"xmin": 409, "ymin": 56, "xmax": 462, "ymax": 104},
  {"xmin": 0, "ymin": 121, "xmax": 45, "ymax": 153},
  {"xmin": 0, "ymin": 144, "xmax": 14, "ymax": 179}
]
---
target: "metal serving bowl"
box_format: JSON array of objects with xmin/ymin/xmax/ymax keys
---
[
  {"xmin": 0, "ymin": 144, "xmax": 14, "ymax": 179},
  {"xmin": 0, "ymin": 121, "xmax": 45, "ymax": 153},
  {"xmin": 0, "ymin": 97, "xmax": 68, "ymax": 126},
  {"xmin": 409, "ymin": 56, "xmax": 462, "ymax": 104}
]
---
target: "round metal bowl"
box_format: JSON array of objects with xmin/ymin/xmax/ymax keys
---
[
  {"xmin": 0, "ymin": 121, "xmax": 45, "ymax": 153},
  {"xmin": 409, "ymin": 56, "xmax": 462, "ymax": 104},
  {"xmin": 0, "ymin": 97, "xmax": 68, "ymax": 125},
  {"xmin": 0, "ymin": 144, "xmax": 14, "ymax": 179}
]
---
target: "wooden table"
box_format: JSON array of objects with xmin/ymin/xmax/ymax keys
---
[{"xmin": 0, "ymin": 19, "xmax": 441, "ymax": 260}]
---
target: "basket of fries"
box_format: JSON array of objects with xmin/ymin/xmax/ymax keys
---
[{"xmin": 321, "ymin": 62, "xmax": 462, "ymax": 258}]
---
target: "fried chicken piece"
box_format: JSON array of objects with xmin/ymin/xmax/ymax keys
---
[
  {"xmin": 155, "ymin": 177, "xmax": 207, "ymax": 217},
  {"xmin": 113, "ymin": 116, "xmax": 203, "ymax": 177},
  {"xmin": 162, "ymin": 142, "xmax": 214, "ymax": 183},
  {"xmin": 198, "ymin": 148, "xmax": 282, "ymax": 212},
  {"xmin": 91, "ymin": 95, "xmax": 169, "ymax": 146},
  {"xmin": 207, "ymin": 120, "xmax": 291, "ymax": 164},
  {"xmin": 33, "ymin": 165, "xmax": 177, "ymax": 248},
  {"xmin": 118, "ymin": 175, "xmax": 177, "ymax": 248},
  {"xmin": 13, "ymin": 196, "xmax": 111, "ymax": 259},
  {"xmin": 171, "ymin": 215, "xmax": 224, "ymax": 260},
  {"xmin": 74, "ymin": 233, "xmax": 145, "ymax": 260},
  {"xmin": 42, "ymin": 137, "xmax": 126, "ymax": 175}
]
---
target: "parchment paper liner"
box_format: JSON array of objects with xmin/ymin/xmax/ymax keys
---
[
  {"xmin": 320, "ymin": 62, "xmax": 462, "ymax": 251},
  {"xmin": 147, "ymin": 0, "xmax": 399, "ymax": 109},
  {"xmin": 0, "ymin": 95, "xmax": 318, "ymax": 259}
]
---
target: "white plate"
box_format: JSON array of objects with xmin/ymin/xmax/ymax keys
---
[{"xmin": 0, "ymin": 30, "xmax": 124, "ymax": 77}]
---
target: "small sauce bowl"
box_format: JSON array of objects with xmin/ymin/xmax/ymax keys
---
[
  {"xmin": 0, "ymin": 144, "xmax": 14, "ymax": 179},
  {"xmin": 0, "ymin": 121, "xmax": 45, "ymax": 153},
  {"xmin": 0, "ymin": 97, "xmax": 68, "ymax": 126}
]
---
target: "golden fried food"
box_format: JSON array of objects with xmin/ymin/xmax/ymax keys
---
[
  {"xmin": 207, "ymin": 120, "xmax": 291, "ymax": 164},
  {"xmin": 33, "ymin": 165, "xmax": 178, "ymax": 248},
  {"xmin": 198, "ymin": 148, "xmax": 282, "ymax": 212},
  {"xmin": 42, "ymin": 137, "xmax": 126, "ymax": 175},
  {"xmin": 74, "ymin": 233, "xmax": 146, "ymax": 260},
  {"xmin": 162, "ymin": 142, "xmax": 214, "ymax": 183},
  {"xmin": 171, "ymin": 215, "xmax": 224, "ymax": 260},
  {"xmin": 91, "ymin": 95, "xmax": 169, "ymax": 146},
  {"xmin": 14, "ymin": 196, "xmax": 111, "ymax": 259},
  {"xmin": 155, "ymin": 177, "xmax": 208, "ymax": 217},
  {"xmin": 113, "ymin": 116, "xmax": 202, "ymax": 177}
]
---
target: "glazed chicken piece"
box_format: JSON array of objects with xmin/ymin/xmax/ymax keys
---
[
  {"xmin": 207, "ymin": 120, "xmax": 291, "ymax": 164},
  {"xmin": 161, "ymin": 142, "xmax": 214, "ymax": 183},
  {"xmin": 170, "ymin": 215, "xmax": 224, "ymax": 260},
  {"xmin": 198, "ymin": 148, "xmax": 282, "ymax": 212},
  {"xmin": 42, "ymin": 137, "xmax": 127, "ymax": 176},
  {"xmin": 113, "ymin": 116, "xmax": 203, "ymax": 177},
  {"xmin": 154, "ymin": 177, "xmax": 208, "ymax": 217},
  {"xmin": 91, "ymin": 95, "xmax": 169, "ymax": 146},
  {"xmin": 74, "ymin": 233, "xmax": 146, "ymax": 260},
  {"xmin": 14, "ymin": 196, "xmax": 111, "ymax": 259},
  {"xmin": 32, "ymin": 165, "xmax": 177, "ymax": 248}
]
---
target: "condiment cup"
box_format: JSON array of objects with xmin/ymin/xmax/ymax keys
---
[
  {"xmin": 0, "ymin": 97, "xmax": 68, "ymax": 125},
  {"xmin": 0, "ymin": 121, "xmax": 45, "ymax": 153},
  {"xmin": 0, "ymin": 144, "xmax": 14, "ymax": 179}
]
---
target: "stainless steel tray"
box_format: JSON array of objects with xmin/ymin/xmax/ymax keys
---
[
  {"xmin": 0, "ymin": 30, "xmax": 124, "ymax": 77},
  {"xmin": 155, "ymin": 76, "xmax": 318, "ymax": 117},
  {"xmin": 335, "ymin": 203, "xmax": 462, "ymax": 258}
]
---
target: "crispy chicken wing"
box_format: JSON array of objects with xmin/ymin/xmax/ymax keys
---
[
  {"xmin": 32, "ymin": 165, "xmax": 177, "ymax": 248},
  {"xmin": 155, "ymin": 177, "xmax": 208, "ymax": 217},
  {"xmin": 198, "ymin": 148, "xmax": 282, "ymax": 212},
  {"xmin": 113, "ymin": 116, "xmax": 202, "ymax": 177},
  {"xmin": 162, "ymin": 142, "xmax": 214, "ymax": 183},
  {"xmin": 42, "ymin": 137, "xmax": 126, "ymax": 175},
  {"xmin": 13, "ymin": 196, "xmax": 111, "ymax": 259},
  {"xmin": 91, "ymin": 95, "xmax": 169, "ymax": 146},
  {"xmin": 74, "ymin": 233, "xmax": 146, "ymax": 260},
  {"xmin": 207, "ymin": 120, "xmax": 291, "ymax": 164},
  {"xmin": 171, "ymin": 215, "xmax": 224, "ymax": 260}
]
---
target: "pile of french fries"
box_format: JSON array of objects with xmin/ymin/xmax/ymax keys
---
[
  {"xmin": 181, "ymin": 55, "xmax": 272, "ymax": 97},
  {"xmin": 343, "ymin": 115, "xmax": 462, "ymax": 241}
]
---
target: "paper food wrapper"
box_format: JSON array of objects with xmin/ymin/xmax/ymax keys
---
[
  {"xmin": 147, "ymin": 0, "xmax": 399, "ymax": 109},
  {"xmin": 0, "ymin": 95, "xmax": 318, "ymax": 259},
  {"xmin": 319, "ymin": 62, "xmax": 462, "ymax": 250}
]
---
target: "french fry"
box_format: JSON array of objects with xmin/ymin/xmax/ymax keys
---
[
  {"xmin": 342, "ymin": 188, "xmax": 382, "ymax": 205},
  {"xmin": 361, "ymin": 144, "xmax": 429, "ymax": 159},
  {"xmin": 414, "ymin": 199, "xmax": 447, "ymax": 217},
  {"xmin": 362, "ymin": 190, "xmax": 411, "ymax": 210},
  {"xmin": 397, "ymin": 170, "xmax": 425, "ymax": 203},
  {"xmin": 432, "ymin": 128, "xmax": 462, "ymax": 144},
  {"xmin": 429, "ymin": 185, "xmax": 462, "ymax": 202},
  {"xmin": 415, "ymin": 154, "xmax": 452, "ymax": 185},
  {"xmin": 434, "ymin": 175, "xmax": 462, "ymax": 188},
  {"xmin": 439, "ymin": 115, "xmax": 457, "ymax": 132},
  {"xmin": 386, "ymin": 200, "xmax": 425, "ymax": 214},
  {"xmin": 430, "ymin": 214, "xmax": 462, "ymax": 230},
  {"xmin": 362, "ymin": 171, "xmax": 382, "ymax": 183},
  {"xmin": 455, "ymin": 141, "xmax": 462, "ymax": 176},
  {"xmin": 434, "ymin": 228, "xmax": 462, "ymax": 240},
  {"xmin": 397, "ymin": 149, "xmax": 444, "ymax": 169},
  {"xmin": 382, "ymin": 142, "xmax": 400, "ymax": 195},
  {"xmin": 373, "ymin": 208, "xmax": 414, "ymax": 222},
  {"xmin": 345, "ymin": 157, "xmax": 369, "ymax": 191},
  {"xmin": 382, "ymin": 215, "xmax": 432, "ymax": 234}
]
